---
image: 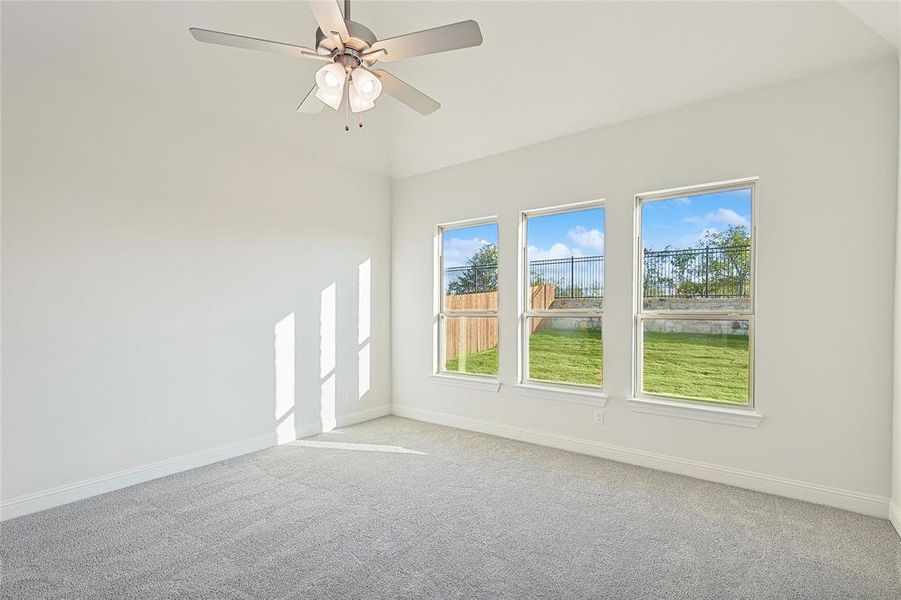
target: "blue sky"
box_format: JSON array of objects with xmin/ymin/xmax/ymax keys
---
[
  {"xmin": 527, "ymin": 207, "xmax": 604, "ymax": 261},
  {"xmin": 442, "ymin": 189, "xmax": 750, "ymax": 266},
  {"xmin": 443, "ymin": 223, "xmax": 498, "ymax": 267},
  {"xmin": 642, "ymin": 189, "xmax": 751, "ymax": 250}
]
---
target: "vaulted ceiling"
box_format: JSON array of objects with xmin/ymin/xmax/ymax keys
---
[{"xmin": 3, "ymin": 1, "xmax": 896, "ymax": 179}]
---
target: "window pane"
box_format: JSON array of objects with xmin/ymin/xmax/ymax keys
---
[
  {"xmin": 527, "ymin": 317, "xmax": 602, "ymax": 386},
  {"xmin": 642, "ymin": 319, "xmax": 750, "ymax": 405},
  {"xmin": 527, "ymin": 207, "xmax": 604, "ymax": 310},
  {"xmin": 641, "ymin": 189, "xmax": 751, "ymax": 311},
  {"xmin": 443, "ymin": 316, "xmax": 498, "ymax": 376},
  {"xmin": 443, "ymin": 223, "xmax": 498, "ymax": 307}
]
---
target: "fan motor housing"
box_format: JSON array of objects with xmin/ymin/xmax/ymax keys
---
[{"xmin": 315, "ymin": 20, "xmax": 377, "ymax": 55}]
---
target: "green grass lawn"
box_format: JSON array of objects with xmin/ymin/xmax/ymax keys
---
[
  {"xmin": 445, "ymin": 328, "xmax": 749, "ymax": 404},
  {"xmin": 445, "ymin": 343, "xmax": 500, "ymax": 376},
  {"xmin": 528, "ymin": 328, "xmax": 603, "ymax": 386},
  {"xmin": 642, "ymin": 330, "xmax": 749, "ymax": 404}
]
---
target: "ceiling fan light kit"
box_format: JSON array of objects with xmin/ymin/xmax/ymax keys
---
[
  {"xmin": 314, "ymin": 62, "xmax": 346, "ymax": 109},
  {"xmin": 190, "ymin": 0, "xmax": 483, "ymax": 130}
]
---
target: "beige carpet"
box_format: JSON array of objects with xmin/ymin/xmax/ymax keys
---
[{"xmin": 2, "ymin": 416, "xmax": 900, "ymax": 599}]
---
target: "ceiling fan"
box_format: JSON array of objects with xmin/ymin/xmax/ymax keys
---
[{"xmin": 190, "ymin": 0, "xmax": 483, "ymax": 129}]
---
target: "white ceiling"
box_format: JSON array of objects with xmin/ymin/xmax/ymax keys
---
[
  {"xmin": 3, "ymin": 1, "xmax": 897, "ymax": 179},
  {"xmin": 840, "ymin": 0, "xmax": 901, "ymax": 49}
]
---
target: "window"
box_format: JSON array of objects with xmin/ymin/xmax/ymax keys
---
[
  {"xmin": 436, "ymin": 218, "xmax": 499, "ymax": 378},
  {"xmin": 636, "ymin": 179, "xmax": 756, "ymax": 407},
  {"xmin": 520, "ymin": 202, "xmax": 605, "ymax": 389}
]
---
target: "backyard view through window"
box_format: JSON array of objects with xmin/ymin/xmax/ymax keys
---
[
  {"xmin": 523, "ymin": 204, "xmax": 604, "ymax": 388},
  {"xmin": 638, "ymin": 182, "xmax": 754, "ymax": 405},
  {"xmin": 439, "ymin": 220, "xmax": 499, "ymax": 377}
]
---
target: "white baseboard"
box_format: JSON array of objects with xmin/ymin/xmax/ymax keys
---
[
  {"xmin": 295, "ymin": 404, "xmax": 393, "ymax": 439},
  {"xmin": 0, "ymin": 404, "xmax": 393, "ymax": 522},
  {"xmin": 0, "ymin": 432, "xmax": 276, "ymax": 522},
  {"xmin": 890, "ymin": 499, "xmax": 901, "ymax": 538},
  {"xmin": 338, "ymin": 404, "xmax": 393, "ymax": 428},
  {"xmin": 393, "ymin": 404, "xmax": 890, "ymax": 519}
]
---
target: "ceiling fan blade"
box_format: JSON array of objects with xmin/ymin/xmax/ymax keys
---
[
  {"xmin": 189, "ymin": 28, "xmax": 329, "ymax": 61},
  {"xmin": 297, "ymin": 85, "xmax": 325, "ymax": 113},
  {"xmin": 369, "ymin": 20, "xmax": 482, "ymax": 62},
  {"xmin": 372, "ymin": 69, "xmax": 440, "ymax": 115},
  {"xmin": 308, "ymin": 0, "xmax": 349, "ymax": 41}
]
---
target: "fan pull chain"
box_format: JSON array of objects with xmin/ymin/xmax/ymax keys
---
[
  {"xmin": 344, "ymin": 74, "xmax": 351, "ymax": 131},
  {"xmin": 359, "ymin": 111, "xmax": 364, "ymax": 129}
]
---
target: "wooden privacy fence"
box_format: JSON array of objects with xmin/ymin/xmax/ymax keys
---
[{"xmin": 444, "ymin": 285, "xmax": 555, "ymax": 360}]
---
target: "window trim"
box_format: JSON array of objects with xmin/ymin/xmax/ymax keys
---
[
  {"xmin": 633, "ymin": 177, "xmax": 758, "ymax": 410},
  {"xmin": 519, "ymin": 199, "xmax": 606, "ymax": 392},
  {"xmin": 626, "ymin": 395, "xmax": 763, "ymax": 428},
  {"xmin": 434, "ymin": 216, "xmax": 500, "ymax": 381},
  {"xmin": 432, "ymin": 373, "xmax": 502, "ymax": 392},
  {"xmin": 514, "ymin": 382, "xmax": 608, "ymax": 407}
]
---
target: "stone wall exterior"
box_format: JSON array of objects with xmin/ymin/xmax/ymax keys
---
[
  {"xmin": 643, "ymin": 297, "xmax": 750, "ymax": 336},
  {"xmin": 643, "ymin": 318, "xmax": 748, "ymax": 336},
  {"xmin": 643, "ymin": 297, "xmax": 750, "ymax": 312},
  {"xmin": 532, "ymin": 316, "xmax": 602, "ymax": 333},
  {"xmin": 537, "ymin": 296, "xmax": 750, "ymax": 335},
  {"xmin": 537, "ymin": 297, "xmax": 603, "ymax": 331},
  {"xmin": 548, "ymin": 297, "xmax": 603, "ymax": 310}
]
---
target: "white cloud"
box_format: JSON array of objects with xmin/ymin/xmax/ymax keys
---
[
  {"xmin": 528, "ymin": 243, "xmax": 582, "ymax": 261},
  {"xmin": 444, "ymin": 237, "xmax": 491, "ymax": 267},
  {"xmin": 709, "ymin": 208, "xmax": 750, "ymax": 227},
  {"xmin": 567, "ymin": 226, "xmax": 604, "ymax": 253},
  {"xmin": 674, "ymin": 228, "xmax": 718, "ymax": 249},
  {"xmin": 685, "ymin": 208, "xmax": 749, "ymax": 228},
  {"xmin": 698, "ymin": 227, "xmax": 720, "ymax": 243}
]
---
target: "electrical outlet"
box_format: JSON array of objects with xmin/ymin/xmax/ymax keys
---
[{"xmin": 593, "ymin": 410, "xmax": 605, "ymax": 425}]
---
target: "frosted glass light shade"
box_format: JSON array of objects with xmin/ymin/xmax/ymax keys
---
[
  {"xmin": 348, "ymin": 85, "xmax": 375, "ymax": 113},
  {"xmin": 350, "ymin": 68, "xmax": 382, "ymax": 103},
  {"xmin": 315, "ymin": 63, "xmax": 346, "ymax": 110}
]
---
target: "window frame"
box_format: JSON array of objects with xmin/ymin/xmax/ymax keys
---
[
  {"xmin": 634, "ymin": 178, "xmax": 757, "ymax": 409},
  {"xmin": 434, "ymin": 216, "xmax": 500, "ymax": 381},
  {"xmin": 519, "ymin": 199, "xmax": 606, "ymax": 392}
]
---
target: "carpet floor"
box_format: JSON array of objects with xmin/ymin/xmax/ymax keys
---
[{"xmin": 2, "ymin": 416, "xmax": 900, "ymax": 599}]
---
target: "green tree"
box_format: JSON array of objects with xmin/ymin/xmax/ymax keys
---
[
  {"xmin": 448, "ymin": 244, "xmax": 497, "ymax": 295},
  {"xmin": 695, "ymin": 225, "xmax": 751, "ymax": 296},
  {"xmin": 647, "ymin": 226, "xmax": 751, "ymax": 298},
  {"xmin": 697, "ymin": 225, "xmax": 750, "ymax": 250}
]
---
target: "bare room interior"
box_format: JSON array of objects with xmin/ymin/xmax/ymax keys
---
[{"xmin": 2, "ymin": 1, "xmax": 901, "ymax": 598}]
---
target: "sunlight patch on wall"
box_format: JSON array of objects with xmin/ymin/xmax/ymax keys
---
[
  {"xmin": 274, "ymin": 312, "xmax": 296, "ymax": 444},
  {"xmin": 320, "ymin": 373, "xmax": 336, "ymax": 432},
  {"xmin": 320, "ymin": 283, "xmax": 336, "ymax": 379},
  {"xmin": 358, "ymin": 342, "xmax": 371, "ymax": 398},
  {"xmin": 358, "ymin": 259, "xmax": 371, "ymax": 399},
  {"xmin": 320, "ymin": 283, "xmax": 337, "ymax": 432},
  {"xmin": 358, "ymin": 259, "xmax": 371, "ymax": 345}
]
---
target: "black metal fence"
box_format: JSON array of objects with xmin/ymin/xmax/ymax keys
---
[
  {"xmin": 529, "ymin": 256, "xmax": 604, "ymax": 298},
  {"xmin": 445, "ymin": 256, "xmax": 605, "ymax": 298},
  {"xmin": 643, "ymin": 245, "xmax": 750, "ymax": 298},
  {"xmin": 445, "ymin": 244, "xmax": 751, "ymax": 299}
]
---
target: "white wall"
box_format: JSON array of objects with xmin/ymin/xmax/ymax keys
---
[
  {"xmin": 392, "ymin": 58, "xmax": 899, "ymax": 516},
  {"xmin": 1, "ymin": 41, "xmax": 391, "ymax": 517},
  {"xmin": 892, "ymin": 51, "xmax": 901, "ymax": 533}
]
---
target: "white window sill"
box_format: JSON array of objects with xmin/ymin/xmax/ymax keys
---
[
  {"xmin": 431, "ymin": 373, "xmax": 501, "ymax": 392},
  {"xmin": 627, "ymin": 396, "xmax": 763, "ymax": 428},
  {"xmin": 515, "ymin": 383, "xmax": 608, "ymax": 407}
]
